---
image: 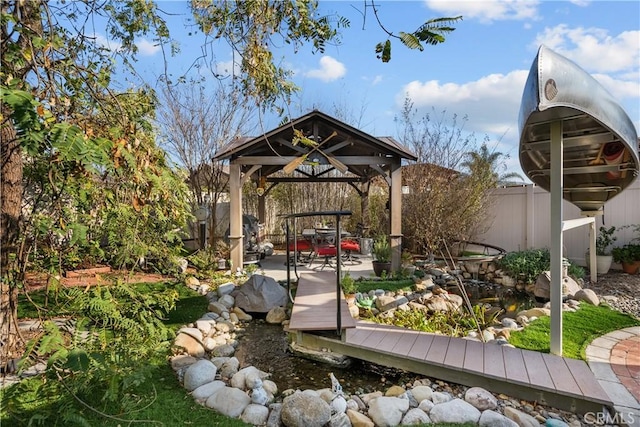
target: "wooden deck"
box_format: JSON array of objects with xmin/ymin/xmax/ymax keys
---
[
  {"xmin": 288, "ymin": 271, "xmax": 356, "ymax": 332},
  {"xmin": 287, "ymin": 272, "xmax": 613, "ymax": 414}
]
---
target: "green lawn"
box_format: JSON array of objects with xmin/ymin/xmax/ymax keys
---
[{"xmin": 509, "ymin": 302, "xmax": 640, "ymax": 359}]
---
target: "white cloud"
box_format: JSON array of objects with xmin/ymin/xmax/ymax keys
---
[
  {"xmin": 137, "ymin": 38, "xmax": 160, "ymax": 56},
  {"xmin": 94, "ymin": 33, "xmax": 121, "ymax": 53},
  {"xmin": 372, "ymin": 75, "xmax": 383, "ymax": 86},
  {"xmin": 305, "ymin": 56, "xmax": 346, "ymax": 82},
  {"xmin": 533, "ymin": 25, "xmax": 640, "ymax": 74},
  {"xmin": 425, "ymin": 0, "xmax": 540, "ymax": 24},
  {"xmin": 215, "ymin": 59, "xmax": 241, "ymax": 77},
  {"xmin": 397, "ymin": 70, "xmax": 529, "ymax": 147}
]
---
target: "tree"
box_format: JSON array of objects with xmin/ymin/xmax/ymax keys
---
[
  {"xmin": 395, "ymin": 99, "xmax": 498, "ymax": 255},
  {"xmin": 461, "ymin": 141, "xmax": 524, "ymax": 186},
  {"xmin": 0, "ymin": 0, "xmax": 176, "ymax": 366},
  {"xmin": 157, "ymin": 81, "xmax": 256, "ymax": 250}
]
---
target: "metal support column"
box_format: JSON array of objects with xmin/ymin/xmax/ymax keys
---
[{"xmin": 550, "ymin": 120, "xmax": 563, "ymax": 356}]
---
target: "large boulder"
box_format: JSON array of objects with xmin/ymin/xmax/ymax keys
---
[
  {"xmin": 233, "ymin": 275, "xmax": 288, "ymax": 313},
  {"xmin": 367, "ymin": 396, "xmax": 410, "ymax": 427},
  {"xmin": 533, "ymin": 271, "xmax": 582, "ymax": 300},
  {"xmin": 205, "ymin": 386, "xmax": 251, "ymax": 418},
  {"xmin": 183, "ymin": 359, "xmax": 217, "ymax": 391},
  {"xmin": 429, "ymin": 399, "xmax": 481, "ymax": 424},
  {"xmin": 280, "ymin": 390, "xmax": 331, "ymax": 427}
]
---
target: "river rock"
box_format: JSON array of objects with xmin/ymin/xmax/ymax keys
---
[
  {"xmin": 195, "ymin": 320, "xmax": 213, "ymax": 336},
  {"xmin": 429, "ymin": 399, "xmax": 481, "ymax": 424},
  {"xmin": 574, "ymin": 288, "xmax": 599, "ymax": 305},
  {"xmin": 183, "ymin": 359, "xmax": 217, "ymax": 391},
  {"xmin": 266, "ymin": 403, "xmax": 283, "ymax": 427},
  {"xmin": 170, "ymin": 354, "xmax": 196, "ymax": 370},
  {"xmin": 479, "ymin": 409, "xmax": 519, "ymax": 427},
  {"xmin": 219, "ymin": 357, "xmax": 240, "ymax": 379},
  {"xmin": 517, "ymin": 307, "xmax": 550, "ymax": 318},
  {"xmin": 208, "ymin": 301, "xmax": 228, "ymax": 315},
  {"xmin": 231, "ymin": 366, "xmax": 269, "ymax": 390},
  {"xmin": 234, "ymin": 274, "xmax": 288, "ymax": 313},
  {"xmin": 217, "ymin": 282, "xmax": 236, "ymax": 297},
  {"xmin": 205, "ymin": 386, "xmax": 251, "ymax": 417},
  {"xmin": 185, "ymin": 276, "xmax": 200, "ymax": 288},
  {"xmin": 328, "ymin": 412, "xmax": 351, "ymax": 427},
  {"xmin": 212, "ymin": 344, "xmax": 235, "ymax": 357},
  {"xmin": 218, "ymin": 294, "xmax": 235, "ymax": 309},
  {"xmin": 465, "ymin": 386, "xmax": 498, "ymax": 410},
  {"xmin": 410, "ymin": 385, "xmax": 433, "ymax": 403},
  {"xmin": 431, "ymin": 391, "xmax": 452, "ymax": 404},
  {"xmin": 546, "ymin": 419, "xmax": 570, "ymax": 427},
  {"xmin": 241, "ymin": 403, "xmax": 270, "ymax": 425},
  {"xmin": 346, "ymin": 409, "xmax": 374, "ymax": 427},
  {"xmin": 280, "ymin": 391, "xmax": 332, "ymax": 427},
  {"xmin": 418, "ymin": 399, "xmax": 435, "ymax": 412},
  {"xmin": 504, "ymin": 406, "xmax": 541, "ymax": 427},
  {"xmin": 401, "ymin": 408, "xmax": 431, "ymax": 425},
  {"xmin": 384, "ymin": 385, "xmax": 405, "ymax": 396},
  {"xmin": 191, "ymin": 380, "xmax": 225, "ymax": 403},
  {"xmin": 233, "ymin": 306, "xmax": 253, "ymax": 321},
  {"xmin": 266, "ymin": 306, "xmax": 288, "ymax": 324},
  {"xmin": 367, "ymin": 396, "xmax": 410, "ymax": 427}
]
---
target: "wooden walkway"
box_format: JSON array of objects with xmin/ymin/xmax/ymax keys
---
[
  {"xmin": 288, "ymin": 271, "xmax": 356, "ymax": 332},
  {"xmin": 287, "ymin": 272, "xmax": 613, "ymax": 414}
]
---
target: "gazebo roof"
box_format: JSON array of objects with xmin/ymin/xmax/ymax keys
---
[{"xmin": 214, "ymin": 110, "xmax": 417, "ymax": 182}]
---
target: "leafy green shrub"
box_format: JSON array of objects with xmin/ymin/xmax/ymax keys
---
[
  {"xmin": 497, "ymin": 248, "xmax": 583, "ymax": 284},
  {"xmin": 14, "ymin": 281, "xmax": 180, "ymax": 425}
]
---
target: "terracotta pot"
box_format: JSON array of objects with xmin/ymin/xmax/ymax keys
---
[{"xmin": 621, "ymin": 261, "xmax": 640, "ymax": 275}]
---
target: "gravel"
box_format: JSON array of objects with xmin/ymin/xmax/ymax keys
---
[{"xmin": 584, "ymin": 270, "xmax": 640, "ymax": 319}]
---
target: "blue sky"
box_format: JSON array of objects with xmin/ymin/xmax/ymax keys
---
[{"xmin": 116, "ymin": 1, "xmax": 640, "ymax": 177}]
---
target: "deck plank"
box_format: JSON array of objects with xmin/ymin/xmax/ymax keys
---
[
  {"xmin": 522, "ymin": 350, "xmax": 555, "ymax": 390},
  {"xmin": 391, "ymin": 330, "xmax": 420, "ymax": 356},
  {"xmin": 288, "ymin": 272, "xmax": 356, "ymax": 331},
  {"xmin": 407, "ymin": 333, "xmax": 435, "ymax": 360},
  {"xmin": 564, "ymin": 357, "xmax": 613, "ymax": 403},
  {"xmin": 376, "ymin": 328, "xmax": 404, "ymax": 354},
  {"xmin": 502, "ymin": 346, "xmax": 529, "ymax": 384},
  {"xmin": 463, "ymin": 339, "xmax": 484, "ymax": 374},
  {"xmin": 443, "ymin": 337, "xmax": 467, "ymax": 369},
  {"xmin": 425, "ymin": 335, "xmax": 451, "ymax": 365},
  {"xmin": 542, "ymin": 353, "xmax": 583, "ymax": 396},
  {"xmin": 347, "ymin": 321, "xmax": 383, "ymax": 346},
  {"xmin": 483, "ymin": 342, "xmax": 506, "ymax": 379}
]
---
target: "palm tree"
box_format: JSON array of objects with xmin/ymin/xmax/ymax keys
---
[{"xmin": 462, "ymin": 142, "xmax": 525, "ymax": 186}]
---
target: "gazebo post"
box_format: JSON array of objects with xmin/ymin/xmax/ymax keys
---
[
  {"xmin": 390, "ymin": 161, "xmax": 403, "ymax": 272},
  {"xmin": 228, "ymin": 162, "xmax": 244, "ymax": 270}
]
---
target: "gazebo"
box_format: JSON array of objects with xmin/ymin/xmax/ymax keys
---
[{"xmin": 213, "ymin": 110, "xmax": 417, "ymax": 271}]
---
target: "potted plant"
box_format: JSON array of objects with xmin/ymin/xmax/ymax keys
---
[
  {"xmin": 372, "ymin": 235, "xmax": 392, "ymax": 277},
  {"xmin": 587, "ymin": 226, "xmax": 617, "ymax": 275},
  {"xmin": 401, "ymin": 250, "xmax": 416, "ymax": 276},
  {"xmin": 612, "ymin": 243, "xmax": 640, "ymax": 274}
]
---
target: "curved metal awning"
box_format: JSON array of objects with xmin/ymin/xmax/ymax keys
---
[{"xmin": 519, "ymin": 45, "xmax": 639, "ymax": 213}]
